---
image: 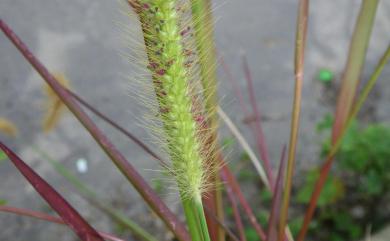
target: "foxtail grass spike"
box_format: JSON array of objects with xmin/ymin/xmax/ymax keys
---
[{"xmin": 134, "ymin": 1, "xmax": 211, "ymax": 240}]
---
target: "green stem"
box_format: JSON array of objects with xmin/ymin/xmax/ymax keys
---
[
  {"xmin": 190, "ymin": 0, "xmax": 218, "ymax": 119},
  {"xmin": 183, "ymin": 196, "xmax": 212, "ymax": 241},
  {"xmin": 190, "ymin": 1, "xmax": 224, "ymax": 240}
]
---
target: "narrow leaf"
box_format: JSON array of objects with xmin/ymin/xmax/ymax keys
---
[
  {"xmin": 331, "ymin": 0, "xmax": 379, "ymax": 142},
  {"xmin": 224, "ymin": 176, "xmax": 247, "ymax": 241},
  {"xmin": 0, "ymin": 205, "xmax": 125, "ymax": 241},
  {"xmin": 220, "ymin": 160, "xmax": 267, "ymax": 241},
  {"xmin": 242, "ymin": 54, "xmax": 273, "ymax": 187},
  {"xmin": 267, "ymin": 146, "xmax": 286, "ymax": 241},
  {"xmin": 0, "ymin": 142, "xmax": 104, "ymax": 241},
  {"xmin": 218, "ymin": 107, "xmax": 270, "ymax": 188}
]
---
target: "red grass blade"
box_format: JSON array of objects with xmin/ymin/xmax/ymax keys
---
[
  {"xmin": 267, "ymin": 146, "xmax": 287, "ymax": 241},
  {"xmin": 0, "ymin": 206, "xmax": 126, "ymax": 241},
  {"xmin": 241, "ymin": 54, "xmax": 274, "ymax": 188},
  {"xmin": 0, "ymin": 142, "xmax": 104, "ymax": 241},
  {"xmin": 224, "ymin": 176, "xmax": 247, "ymax": 241},
  {"xmin": 203, "ymin": 205, "xmax": 241, "ymax": 241},
  {"xmin": 219, "ymin": 155, "xmax": 267, "ymax": 241},
  {"xmin": 0, "ymin": 18, "xmax": 190, "ymax": 241}
]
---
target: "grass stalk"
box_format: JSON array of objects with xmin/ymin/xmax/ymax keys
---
[{"xmin": 278, "ymin": 1, "xmax": 309, "ymax": 240}]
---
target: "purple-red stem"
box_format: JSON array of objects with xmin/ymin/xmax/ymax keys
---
[
  {"xmin": 220, "ymin": 158, "xmax": 267, "ymax": 241},
  {"xmin": 203, "ymin": 205, "xmax": 241, "ymax": 241},
  {"xmin": 242, "ymin": 55, "xmax": 274, "ymax": 188},
  {"xmin": 266, "ymin": 146, "xmax": 287, "ymax": 241},
  {"xmin": 224, "ymin": 177, "xmax": 247, "ymax": 241}
]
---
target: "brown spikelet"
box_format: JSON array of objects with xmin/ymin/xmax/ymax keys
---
[
  {"xmin": 42, "ymin": 73, "xmax": 70, "ymax": 132},
  {"xmin": 0, "ymin": 118, "xmax": 18, "ymax": 137}
]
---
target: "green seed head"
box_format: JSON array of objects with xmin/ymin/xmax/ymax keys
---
[{"xmin": 137, "ymin": 0, "xmax": 210, "ymax": 200}]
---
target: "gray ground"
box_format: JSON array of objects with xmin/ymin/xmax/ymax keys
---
[{"xmin": 0, "ymin": 0, "xmax": 389, "ymax": 240}]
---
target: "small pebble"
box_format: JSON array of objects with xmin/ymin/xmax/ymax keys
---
[{"xmin": 76, "ymin": 158, "xmax": 88, "ymax": 173}]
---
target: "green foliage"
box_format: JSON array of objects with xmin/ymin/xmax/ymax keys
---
[
  {"xmin": 221, "ymin": 137, "xmax": 235, "ymax": 149},
  {"xmin": 259, "ymin": 190, "xmax": 272, "ymax": 203},
  {"xmin": 244, "ymin": 227, "xmax": 260, "ymax": 241},
  {"xmin": 256, "ymin": 210, "xmax": 269, "ymax": 227},
  {"xmin": 0, "ymin": 151, "xmax": 6, "ymax": 160},
  {"xmin": 300, "ymin": 114, "xmax": 390, "ymax": 240},
  {"xmin": 325, "ymin": 120, "xmax": 390, "ymax": 196},
  {"xmin": 316, "ymin": 113, "xmax": 333, "ymax": 132},
  {"xmin": 224, "ymin": 207, "xmax": 233, "ymax": 217},
  {"xmin": 237, "ymin": 169, "xmax": 258, "ymax": 182},
  {"xmin": 317, "ymin": 68, "xmax": 334, "ymax": 84},
  {"xmin": 296, "ymin": 169, "xmax": 345, "ymax": 207},
  {"xmin": 152, "ymin": 179, "xmax": 165, "ymax": 194}
]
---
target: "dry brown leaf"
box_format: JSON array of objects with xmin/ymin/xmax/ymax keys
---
[
  {"xmin": 42, "ymin": 73, "xmax": 70, "ymax": 132},
  {"xmin": 0, "ymin": 118, "xmax": 18, "ymax": 137}
]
